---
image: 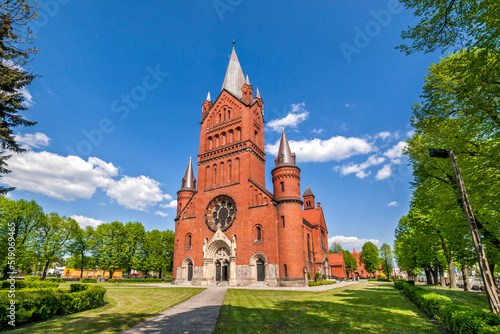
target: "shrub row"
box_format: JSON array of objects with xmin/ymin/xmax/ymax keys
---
[
  {"xmin": 1, "ymin": 280, "xmax": 59, "ymax": 289},
  {"xmin": 309, "ymin": 281, "xmax": 337, "ymax": 287},
  {"xmin": 0, "ymin": 285, "xmax": 106, "ymax": 330},
  {"xmin": 81, "ymin": 278, "xmax": 97, "ymax": 283},
  {"xmin": 368, "ymin": 278, "xmax": 394, "ymax": 282},
  {"xmin": 108, "ymin": 278, "xmax": 171, "ymax": 283},
  {"xmin": 394, "ymin": 280, "xmax": 500, "ymax": 333},
  {"xmin": 45, "ymin": 277, "xmax": 66, "ymax": 283}
]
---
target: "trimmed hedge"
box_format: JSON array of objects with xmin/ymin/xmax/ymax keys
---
[
  {"xmin": 81, "ymin": 278, "xmax": 97, "ymax": 283},
  {"xmin": 108, "ymin": 278, "xmax": 171, "ymax": 283},
  {"xmin": 309, "ymin": 281, "xmax": 337, "ymax": 287},
  {"xmin": 0, "ymin": 286, "xmax": 106, "ymax": 330},
  {"xmin": 45, "ymin": 277, "xmax": 66, "ymax": 283},
  {"xmin": 394, "ymin": 280, "xmax": 500, "ymax": 333},
  {"xmin": 24, "ymin": 275, "xmax": 41, "ymax": 281},
  {"xmin": 368, "ymin": 278, "xmax": 394, "ymax": 282},
  {"xmin": 1, "ymin": 280, "xmax": 59, "ymax": 289},
  {"xmin": 69, "ymin": 284, "xmax": 88, "ymax": 293}
]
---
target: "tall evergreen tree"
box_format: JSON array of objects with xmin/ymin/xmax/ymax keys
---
[{"xmin": 0, "ymin": 1, "xmax": 39, "ymax": 194}]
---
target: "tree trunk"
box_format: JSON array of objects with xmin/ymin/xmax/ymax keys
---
[
  {"xmin": 80, "ymin": 251, "xmax": 84, "ymax": 280},
  {"xmin": 159, "ymin": 268, "xmax": 162, "ymax": 279},
  {"xmin": 431, "ymin": 269, "xmax": 438, "ymax": 286},
  {"xmin": 439, "ymin": 266, "xmax": 447, "ymax": 287},
  {"xmin": 2, "ymin": 265, "xmax": 9, "ymax": 280},
  {"xmin": 127, "ymin": 266, "xmax": 131, "ymax": 278},
  {"xmin": 447, "ymin": 257, "xmax": 457, "ymax": 289},
  {"xmin": 462, "ymin": 265, "xmax": 470, "ymax": 291},
  {"xmin": 425, "ymin": 268, "xmax": 433, "ymax": 285},
  {"xmin": 41, "ymin": 260, "xmax": 50, "ymax": 280},
  {"xmin": 108, "ymin": 268, "xmax": 116, "ymax": 280}
]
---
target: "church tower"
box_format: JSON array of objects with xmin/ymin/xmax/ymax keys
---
[{"xmin": 172, "ymin": 46, "xmax": 331, "ymax": 287}]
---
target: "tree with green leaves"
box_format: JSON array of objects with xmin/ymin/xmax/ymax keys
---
[
  {"xmin": 0, "ymin": 1, "xmax": 39, "ymax": 194},
  {"xmin": 0, "ymin": 197, "xmax": 44, "ymax": 278},
  {"xmin": 122, "ymin": 221, "xmax": 146, "ymax": 276},
  {"xmin": 162, "ymin": 229, "xmax": 175, "ymax": 276},
  {"xmin": 66, "ymin": 225, "xmax": 95, "ymax": 279},
  {"xmin": 360, "ymin": 242, "xmax": 380, "ymax": 278},
  {"xmin": 35, "ymin": 213, "xmax": 79, "ymax": 279},
  {"xmin": 329, "ymin": 242, "xmax": 343, "ymax": 254},
  {"xmin": 342, "ymin": 250, "xmax": 357, "ymax": 279},
  {"xmin": 379, "ymin": 243, "xmax": 393, "ymax": 277},
  {"xmin": 91, "ymin": 221, "xmax": 127, "ymax": 279}
]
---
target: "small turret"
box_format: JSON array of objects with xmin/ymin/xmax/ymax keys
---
[
  {"xmin": 242, "ymin": 74, "xmax": 253, "ymax": 105},
  {"xmin": 274, "ymin": 129, "xmax": 296, "ymax": 167},
  {"xmin": 179, "ymin": 156, "xmax": 196, "ymax": 192},
  {"xmin": 303, "ymin": 186, "xmax": 315, "ymax": 210},
  {"xmin": 202, "ymin": 91, "xmax": 213, "ymax": 118}
]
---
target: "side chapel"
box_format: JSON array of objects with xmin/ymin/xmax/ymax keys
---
[{"xmin": 172, "ymin": 47, "xmax": 331, "ymax": 287}]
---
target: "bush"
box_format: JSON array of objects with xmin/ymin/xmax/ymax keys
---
[
  {"xmin": 1, "ymin": 280, "xmax": 59, "ymax": 289},
  {"xmin": 24, "ymin": 275, "xmax": 41, "ymax": 281},
  {"xmin": 368, "ymin": 278, "xmax": 393, "ymax": 282},
  {"xmin": 309, "ymin": 281, "xmax": 337, "ymax": 287},
  {"xmin": 81, "ymin": 278, "xmax": 97, "ymax": 283},
  {"xmin": 315, "ymin": 272, "xmax": 320, "ymax": 279},
  {"xmin": 45, "ymin": 277, "xmax": 66, "ymax": 283},
  {"xmin": 116, "ymin": 278, "xmax": 166, "ymax": 283},
  {"xmin": 322, "ymin": 274, "xmax": 326, "ymax": 280},
  {"xmin": 307, "ymin": 272, "xmax": 311, "ymax": 280},
  {"xmin": 69, "ymin": 284, "xmax": 88, "ymax": 293},
  {"xmin": 108, "ymin": 279, "xmax": 116, "ymax": 283},
  {"xmin": 394, "ymin": 280, "xmax": 500, "ymax": 334},
  {"xmin": 0, "ymin": 286, "xmax": 106, "ymax": 330}
]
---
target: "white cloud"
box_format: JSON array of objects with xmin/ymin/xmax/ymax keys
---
[
  {"xmin": 2, "ymin": 151, "xmax": 118, "ymax": 200},
  {"xmin": 266, "ymin": 136, "xmax": 374, "ymax": 163},
  {"xmin": 390, "ymin": 159, "xmax": 402, "ymax": 165},
  {"xmin": 20, "ymin": 87, "xmax": 34, "ymax": 107},
  {"xmin": 377, "ymin": 131, "xmax": 391, "ymax": 140},
  {"xmin": 1, "ymin": 149, "xmax": 175, "ymax": 212},
  {"xmin": 160, "ymin": 200, "xmax": 177, "ymax": 209},
  {"xmin": 312, "ymin": 128, "xmax": 323, "ymax": 134},
  {"xmin": 406, "ymin": 130, "xmax": 415, "ymax": 137},
  {"xmin": 338, "ymin": 155, "xmax": 385, "ymax": 179},
  {"xmin": 266, "ymin": 102, "xmax": 309, "ymax": 132},
  {"xmin": 340, "ymin": 123, "xmax": 348, "ymax": 131},
  {"xmin": 328, "ymin": 235, "xmax": 380, "ymax": 250},
  {"xmin": 70, "ymin": 215, "xmax": 105, "ymax": 228},
  {"xmin": 376, "ymin": 164, "xmax": 392, "ymax": 180},
  {"xmin": 387, "ymin": 201, "xmax": 399, "ymax": 207},
  {"xmin": 106, "ymin": 175, "xmax": 170, "ymax": 211},
  {"xmin": 155, "ymin": 211, "xmax": 168, "ymax": 217},
  {"xmin": 15, "ymin": 132, "xmax": 50, "ymax": 149},
  {"xmin": 383, "ymin": 141, "xmax": 407, "ymax": 159}
]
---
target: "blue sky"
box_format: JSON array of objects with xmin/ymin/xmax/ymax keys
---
[{"xmin": 4, "ymin": 1, "xmax": 441, "ymax": 251}]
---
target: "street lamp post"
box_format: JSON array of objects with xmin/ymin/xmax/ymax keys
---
[{"xmin": 429, "ymin": 148, "xmax": 500, "ymax": 315}]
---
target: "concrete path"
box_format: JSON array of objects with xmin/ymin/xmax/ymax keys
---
[{"xmin": 120, "ymin": 286, "xmax": 228, "ymax": 334}]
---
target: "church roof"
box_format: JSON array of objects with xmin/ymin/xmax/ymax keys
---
[
  {"xmin": 274, "ymin": 129, "xmax": 296, "ymax": 167},
  {"xmin": 179, "ymin": 156, "xmax": 196, "ymax": 192},
  {"xmin": 221, "ymin": 48, "xmax": 246, "ymax": 99},
  {"xmin": 303, "ymin": 186, "xmax": 314, "ymax": 197},
  {"xmin": 328, "ymin": 253, "xmax": 345, "ymax": 266}
]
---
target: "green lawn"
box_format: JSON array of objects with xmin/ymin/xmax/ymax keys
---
[
  {"xmin": 6, "ymin": 287, "xmax": 204, "ymax": 334},
  {"xmin": 214, "ymin": 282, "xmax": 440, "ymax": 333},
  {"xmin": 418, "ymin": 284, "xmax": 490, "ymax": 311}
]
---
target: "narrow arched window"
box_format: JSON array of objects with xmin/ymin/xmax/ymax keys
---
[
  {"xmin": 219, "ymin": 114, "xmax": 222, "ymax": 122},
  {"xmin": 307, "ymin": 234, "xmax": 311, "ymax": 262},
  {"xmin": 280, "ymin": 182, "xmax": 284, "ymax": 192},
  {"xmin": 281, "ymin": 216, "xmax": 285, "ymax": 228},
  {"xmin": 228, "ymin": 110, "xmax": 231, "ymax": 119},
  {"xmin": 256, "ymin": 226, "xmax": 262, "ymax": 241},
  {"xmin": 284, "ymin": 264, "xmax": 288, "ymax": 278}
]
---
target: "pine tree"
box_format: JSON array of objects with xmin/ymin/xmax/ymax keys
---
[{"xmin": 0, "ymin": 1, "xmax": 38, "ymax": 194}]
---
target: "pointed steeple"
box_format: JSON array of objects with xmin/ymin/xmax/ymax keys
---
[
  {"xmin": 179, "ymin": 156, "xmax": 196, "ymax": 192},
  {"xmin": 245, "ymin": 74, "xmax": 250, "ymax": 85},
  {"xmin": 274, "ymin": 129, "xmax": 297, "ymax": 167},
  {"xmin": 206, "ymin": 91, "xmax": 211, "ymax": 102},
  {"xmin": 221, "ymin": 48, "xmax": 246, "ymax": 99},
  {"xmin": 303, "ymin": 186, "xmax": 314, "ymax": 198},
  {"xmin": 255, "ymin": 87, "xmax": 261, "ymax": 99}
]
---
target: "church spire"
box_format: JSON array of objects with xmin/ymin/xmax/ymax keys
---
[
  {"xmin": 179, "ymin": 156, "xmax": 196, "ymax": 192},
  {"xmin": 274, "ymin": 129, "xmax": 297, "ymax": 167},
  {"xmin": 206, "ymin": 91, "xmax": 211, "ymax": 102},
  {"xmin": 255, "ymin": 87, "xmax": 261, "ymax": 99},
  {"xmin": 221, "ymin": 47, "xmax": 246, "ymax": 99}
]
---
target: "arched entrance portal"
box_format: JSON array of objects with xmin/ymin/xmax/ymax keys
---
[
  {"xmin": 214, "ymin": 247, "xmax": 230, "ymax": 282},
  {"xmin": 257, "ymin": 258, "xmax": 265, "ymax": 281}
]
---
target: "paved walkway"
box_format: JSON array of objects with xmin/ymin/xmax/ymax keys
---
[
  {"xmin": 120, "ymin": 286, "xmax": 228, "ymax": 334},
  {"xmin": 120, "ymin": 280, "xmax": 361, "ymax": 334}
]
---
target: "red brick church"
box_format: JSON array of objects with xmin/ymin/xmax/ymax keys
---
[{"xmin": 172, "ymin": 47, "xmax": 331, "ymax": 287}]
